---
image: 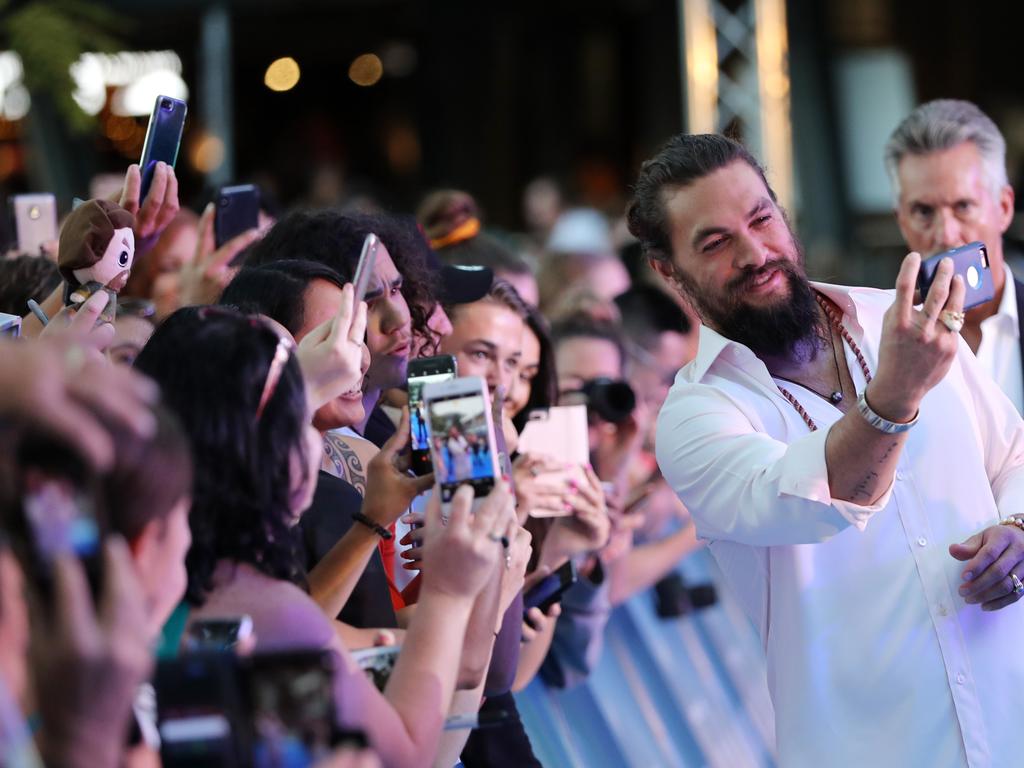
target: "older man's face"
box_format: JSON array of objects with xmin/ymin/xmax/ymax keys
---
[{"xmin": 894, "ymin": 141, "xmax": 1014, "ymax": 277}]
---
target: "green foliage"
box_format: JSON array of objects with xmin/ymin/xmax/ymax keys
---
[{"xmin": 2, "ymin": 0, "xmax": 127, "ymax": 133}]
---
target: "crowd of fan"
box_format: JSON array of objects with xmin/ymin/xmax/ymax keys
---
[{"xmin": 0, "ymin": 161, "xmax": 704, "ymax": 767}]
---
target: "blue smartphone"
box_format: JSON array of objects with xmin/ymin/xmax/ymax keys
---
[
  {"xmin": 139, "ymin": 95, "xmax": 187, "ymax": 201},
  {"xmin": 917, "ymin": 241, "xmax": 994, "ymax": 311}
]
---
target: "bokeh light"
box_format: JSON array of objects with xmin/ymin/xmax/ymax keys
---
[
  {"xmin": 348, "ymin": 54, "xmax": 383, "ymax": 87},
  {"xmin": 264, "ymin": 57, "xmax": 301, "ymax": 92},
  {"xmin": 189, "ymin": 133, "xmax": 225, "ymax": 173}
]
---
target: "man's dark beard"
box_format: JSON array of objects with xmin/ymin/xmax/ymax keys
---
[{"xmin": 674, "ymin": 260, "xmax": 821, "ymax": 359}]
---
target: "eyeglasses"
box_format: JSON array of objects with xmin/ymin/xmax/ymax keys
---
[{"xmin": 197, "ymin": 305, "xmax": 296, "ymax": 420}]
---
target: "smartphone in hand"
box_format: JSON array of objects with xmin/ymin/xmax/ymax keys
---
[
  {"xmin": 139, "ymin": 95, "xmax": 187, "ymax": 202},
  {"xmin": 9, "ymin": 193, "xmax": 57, "ymax": 254},
  {"xmin": 407, "ymin": 355, "xmax": 458, "ymax": 476},
  {"xmin": 215, "ymin": 184, "xmax": 260, "ymax": 251},
  {"xmin": 917, "ymin": 241, "xmax": 994, "ymax": 310},
  {"xmin": 352, "ymin": 233, "xmax": 380, "ymax": 304},
  {"xmin": 422, "ymin": 376, "xmax": 500, "ymax": 503},
  {"xmin": 524, "ymin": 560, "xmax": 578, "ymax": 616}
]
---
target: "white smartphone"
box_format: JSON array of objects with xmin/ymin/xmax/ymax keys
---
[
  {"xmin": 352, "ymin": 233, "xmax": 379, "ymax": 304},
  {"xmin": 517, "ymin": 404, "xmax": 590, "ymax": 517},
  {"xmin": 10, "ymin": 193, "xmax": 57, "ymax": 255},
  {"xmin": 422, "ymin": 376, "xmax": 500, "ymax": 504}
]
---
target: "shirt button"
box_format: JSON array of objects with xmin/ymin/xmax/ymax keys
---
[
  {"xmin": 917, "ymin": 537, "xmax": 927, "ymax": 547},
  {"xmin": 938, "ymin": 604, "xmax": 949, "ymax": 617},
  {"xmin": 896, "ymin": 470, "xmax": 906, "ymax": 481},
  {"xmin": 957, "ymin": 673, "xmax": 966, "ymax": 685}
]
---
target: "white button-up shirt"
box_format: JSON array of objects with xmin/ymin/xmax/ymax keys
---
[
  {"xmin": 656, "ymin": 283, "xmax": 1024, "ymax": 768},
  {"xmin": 975, "ymin": 264, "xmax": 1023, "ymax": 415}
]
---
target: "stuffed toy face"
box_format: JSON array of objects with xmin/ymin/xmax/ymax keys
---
[{"xmin": 72, "ymin": 227, "xmax": 135, "ymax": 291}]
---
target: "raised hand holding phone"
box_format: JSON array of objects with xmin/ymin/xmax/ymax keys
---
[{"xmin": 296, "ymin": 282, "xmax": 368, "ymax": 410}]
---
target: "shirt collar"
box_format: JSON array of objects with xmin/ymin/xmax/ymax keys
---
[{"xmin": 987, "ymin": 263, "xmax": 1019, "ymax": 333}]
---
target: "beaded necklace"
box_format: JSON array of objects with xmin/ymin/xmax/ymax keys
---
[{"xmin": 774, "ymin": 293, "xmax": 873, "ymax": 432}]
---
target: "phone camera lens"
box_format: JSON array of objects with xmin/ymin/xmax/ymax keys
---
[
  {"xmin": 28, "ymin": 205, "xmax": 40, "ymax": 220},
  {"xmin": 160, "ymin": 99, "xmax": 173, "ymax": 111}
]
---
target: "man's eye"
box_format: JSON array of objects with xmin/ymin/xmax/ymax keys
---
[
  {"xmin": 753, "ymin": 215, "xmax": 772, "ymax": 226},
  {"xmin": 703, "ymin": 239, "xmax": 725, "ymax": 253}
]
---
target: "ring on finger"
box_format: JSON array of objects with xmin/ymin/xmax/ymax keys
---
[
  {"xmin": 529, "ymin": 465, "xmax": 541, "ymax": 478},
  {"xmin": 1011, "ymin": 571, "xmax": 1024, "ymax": 597},
  {"xmin": 939, "ymin": 309, "xmax": 965, "ymax": 333}
]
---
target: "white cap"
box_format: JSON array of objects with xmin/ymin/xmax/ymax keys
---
[{"xmin": 546, "ymin": 208, "xmax": 614, "ymax": 257}]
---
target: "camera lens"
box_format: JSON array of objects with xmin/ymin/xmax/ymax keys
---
[
  {"xmin": 580, "ymin": 378, "xmax": 636, "ymax": 424},
  {"xmin": 160, "ymin": 99, "xmax": 173, "ymax": 111},
  {"xmin": 28, "ymin": 205, "xmax": 40, "ymax": 220}
]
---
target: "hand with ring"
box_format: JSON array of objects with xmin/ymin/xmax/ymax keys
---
[{"xmin": 950, "ymin": 521, "xmax": 1024, "ymax": 611}]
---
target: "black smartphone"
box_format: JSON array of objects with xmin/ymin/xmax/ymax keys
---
[
  {"xmin": 183, "ymin": 616, "xmax": 254, "ymax": 652},
  {"xmin": 139, "ymin": 95, "xmax": 187, "ymax": 202},
  {"xmin": 7, "ymin": 434, "xmax": 105, "ymax": 606},
  {"xmin": 523, "ymin": 560, "xmax": 577, "ymax": 616},
  {"xmin": 352, "ymin": 233, "xmax": 380, "ymax": 304},
  {"xmin": 917, "ymin": 241, "xmax": 994, "ymax": 311},
  {"xmin": 246, "ymin": 650, "xmax": 342, "ymax": 764},
  {"xmin": 407, "ymin": 355, "xmax": 458, "ymax": 476},
  {"xmin": 215, "ymin": 184, "xmax": 260, "ymax": 251},
  {"xmin": 155, "ymin": 652, "xmax": 248, "ymax": 768}
]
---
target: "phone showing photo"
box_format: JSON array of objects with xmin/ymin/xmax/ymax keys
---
[
  {"xmin": 139, "ymin": 95, "xmax": 187, "ymax": 202},
  {"xmin": 9, "ymin": 193, "xmax": 57, "ymax": 254},
  {"xmin": 184, "ymin": 616, "xmax": 254, "ymax": 653},
  {"xmin": 352, "ymin": 233, "xmax": 379, "ymax": 304},
  {"xmin": 215, "ymin": 184, "xmax": 260, "ymax": 250},
  {"xmin": 422, "ymin": 376, "xmax": 499, "ymax": 502},
  {"xmin": 407, "ymin": 355, "xmax": 458, "ymax": 476},
  {"xmin": 8, "ymin": 434, "xmax": 105, "ymax": 603}
]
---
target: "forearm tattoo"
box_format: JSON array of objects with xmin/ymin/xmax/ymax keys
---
[{"xmin": 323, "ymin": 434, "xmax": 367, "ymax": 495}]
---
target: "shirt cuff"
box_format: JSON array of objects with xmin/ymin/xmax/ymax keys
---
[{"xmin": 776, "ymin": 426, "xmax": 894, "ymax": 530}]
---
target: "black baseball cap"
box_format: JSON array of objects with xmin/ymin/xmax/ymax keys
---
[{"xmin": 422, "ymin": 244, "xmax": 493, "ymax": 305}]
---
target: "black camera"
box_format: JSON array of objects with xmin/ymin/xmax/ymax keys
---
[
  {"xmin": 579, "ymin": 378, "xmax": 636, "ymax": 424},
  {"xmin": 654, "ymin": 572, "xmax": 718, "ymax": 619}
]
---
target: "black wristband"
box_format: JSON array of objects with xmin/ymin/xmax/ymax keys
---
[{"xmin": 352, "ymin": 512, "xmax": 393, "ymax": 540}]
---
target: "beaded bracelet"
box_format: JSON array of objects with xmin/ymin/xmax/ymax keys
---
[
  {"xmin": 999, "ymin": 515, "xmax": 1024, "ymax": 533},
  {"xmin": 352, "ymin": 512, "xmax": 393, "ymax": 540}
]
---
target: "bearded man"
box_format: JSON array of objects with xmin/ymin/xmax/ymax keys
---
[{"xmin": 628, "ymin": 133, "xmax": 1024, "ymax": 768}]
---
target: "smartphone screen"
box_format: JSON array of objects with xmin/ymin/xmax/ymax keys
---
[
  {"xmin": 425, "ymin": 385, "xmax": 497, "ymax": 501},
  {"xmin": 139, "ymin": 95, "xmax": 187, "ymax": 202},
  {"xmin": 247, "ymin": 651, "xmax": 338, "ymax": 766},
  {"xmin": 0, "ymin": 312, "xmax": 21, "ymax": 337},
  {"xmin": 408, "ymin": 356, "xmax": 458, "ymax": 476},
  {"xmin": 184, "ymin": 617, "xmax": 254, "ymax": 652},
  {"xmin": 352, "ymin": 233, "xmax": 379, "ymax": 304},
  {"xmin": 350, "ymin": 646, "xmax": 401, "ymax": 692},
  {"xmin": 215, "ymin": 184, "xmax": 260, "ymax": 250}
]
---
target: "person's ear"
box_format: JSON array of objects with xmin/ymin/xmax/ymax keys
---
[
  {"xmin": 997, "ymin": 184, "xmax": 1015, "ymax": 233},
  {"xmin": 648, "ymin": 256, "xmax": 676, "ymax": 283}
]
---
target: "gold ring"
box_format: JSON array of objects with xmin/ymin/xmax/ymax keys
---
[{"xmin": 939, "ymin": 310, "xmax": 965, "ymax": 333}]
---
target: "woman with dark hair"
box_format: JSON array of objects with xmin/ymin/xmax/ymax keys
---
[
  {"xmin": 509, "ymin": 304, "xmax": 559, "ymax": 435},
  {"xmin": 134, "ymin": 305, "xmax": 514, "ymax": 767}
]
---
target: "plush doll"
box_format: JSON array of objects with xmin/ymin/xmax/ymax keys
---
[{"xmin": 57, "ymin": 199, "xmax": 135, "ymax": 324}]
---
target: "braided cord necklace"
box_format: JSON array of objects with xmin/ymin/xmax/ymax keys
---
[{"xmin": 774, "ymin": 293, "xmax": 874, "ymax": 432}]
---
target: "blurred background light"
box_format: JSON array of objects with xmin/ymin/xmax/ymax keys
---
[
  {"xmin": 0, "ymin": 52, "xmax": 31, "ymax": 121},
  {"xmin": 264, "ymin": 57, "xmax": 300, "ymax": 92},
  {"xmin": 71, "ymin": 51, "xmax": 187, "ymax": 116},
  {"xmin": 348, "ymin": 53, "xmax": 383, "ymax": 86},
  {"xmin": 380, "ymin": 42, "xmax": 417, "ymax": 77},
  {"xmin": 188, "ymin": 132, "xmax": 225, "ymax": 173}
]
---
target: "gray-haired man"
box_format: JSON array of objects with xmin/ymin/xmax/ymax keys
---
[{"xmin": 886, "ymin": 99, "xmax": 1022, "ymax": 413}]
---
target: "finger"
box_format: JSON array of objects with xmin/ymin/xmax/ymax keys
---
[
  {"xmin": 400, "ymin": 511, "xmax": 424, "ymax": 526},
  {"xmin": 208, "ymin": 228, "xmax": 261, "ymax": 274},
  {"xmin": 67, "ymin": 291, "xmax": 111, "ymax": 336},
  {"xmin": 469, "ymin": 482, "xmax": 508, "ymax": 535},
  {"xmin": 523, "ymin": 565, "xmax": 551, "ymax": 592},
  {"xmin": 119, "ymin": 164, "xmax": 142, "ymax": 213},
  {"xmin": 961, "ymin": 547, "xmax": 1022, "ymax": 599},
  {"xmin": 138, "ymin": 162, "xmax": 169, "ymax": 233},
  {"xmin": 957, "ymin": 535, "xmax": 1009, "ymax": 582},
  {"xmin": 195, "ymin": 202, "xmax": 216, "ymax": 265},
  {"xmin": 99, "ymin": 536, "xmax": 149, "ymax": 635},
  {"xmin": 333, "ymin": 283, "xmax": 355, "ymax": 340},
  {"xmin": 521, "ymin": 622, "xmax": 538, "ymax": 642},
  {"xmin": 52, "ymin": 553, "xmax": 101, "ymax": 653},
  {"xmin": 981, "ymin": 591, "xmax": 1021, "ymax": 612},
  {"xmin": 350, "ymin": 300, "xmax": 368, "ymax": 344},
  {"xmin": 949, "ymin": 532, "xmax": 984, "ymax": 562},
  {"xmin": 35, "ymin": 398, "xmax": 116, "ymax": 469},
  {"xmin": 546, "ymin": 602, "xmax": 562, "ymax": 619},
  {"xmin": 944, "ymin": 273, "xmax": 966, "ymax": 317},
  {"xmin": 152, "ymin": 167, "xmax": 180, "ymax": 233},
  {"xmin": 450, "ymin": 484, "xmax": 479, "ymax": 533},
  {"xmin": 893, "ymin": 252, "xmax": 922, "ymax": 324},
  {"xmin": 525, "ymin": 607, "xmax": 545, "ymax": 627},
  {"xmin": 407, "ymin": 472, "xmax": 435, "ymax": 496},
  {"xmin": 921, "ymin": 257, "xmax": 954, "ymax": 325},
  {"xmin": 967, "ymin": 571, "xmax": 1022, "ymax": 606},
  {"xmin": 68, "ymin": 368, "xmax": 158, "ymax": 438},
  {"xmin": 424, "ymin": 489, "xmax": 444, "ymax": 529},
  {"xmin": 381, "ymin": 407, "xmax": 411, "ymax": 459}
]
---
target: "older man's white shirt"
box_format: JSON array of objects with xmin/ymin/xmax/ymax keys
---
[
  {"xmin": 656, "ymin": 283, "xmax": 1024, "ymax": 768},
  {"xmin": 975, "ymin": 263, "xmax": 1023, "ymax": 415}
]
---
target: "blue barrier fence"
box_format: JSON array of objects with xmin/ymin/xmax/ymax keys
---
[{"xmin": 516, "ymin": 550, "xmax": 777, "ymax": 768}]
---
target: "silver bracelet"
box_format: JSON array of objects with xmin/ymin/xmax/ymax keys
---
[{"xmin": 856, "ymin": 392, "xmax": 918, "ymax": 434}]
